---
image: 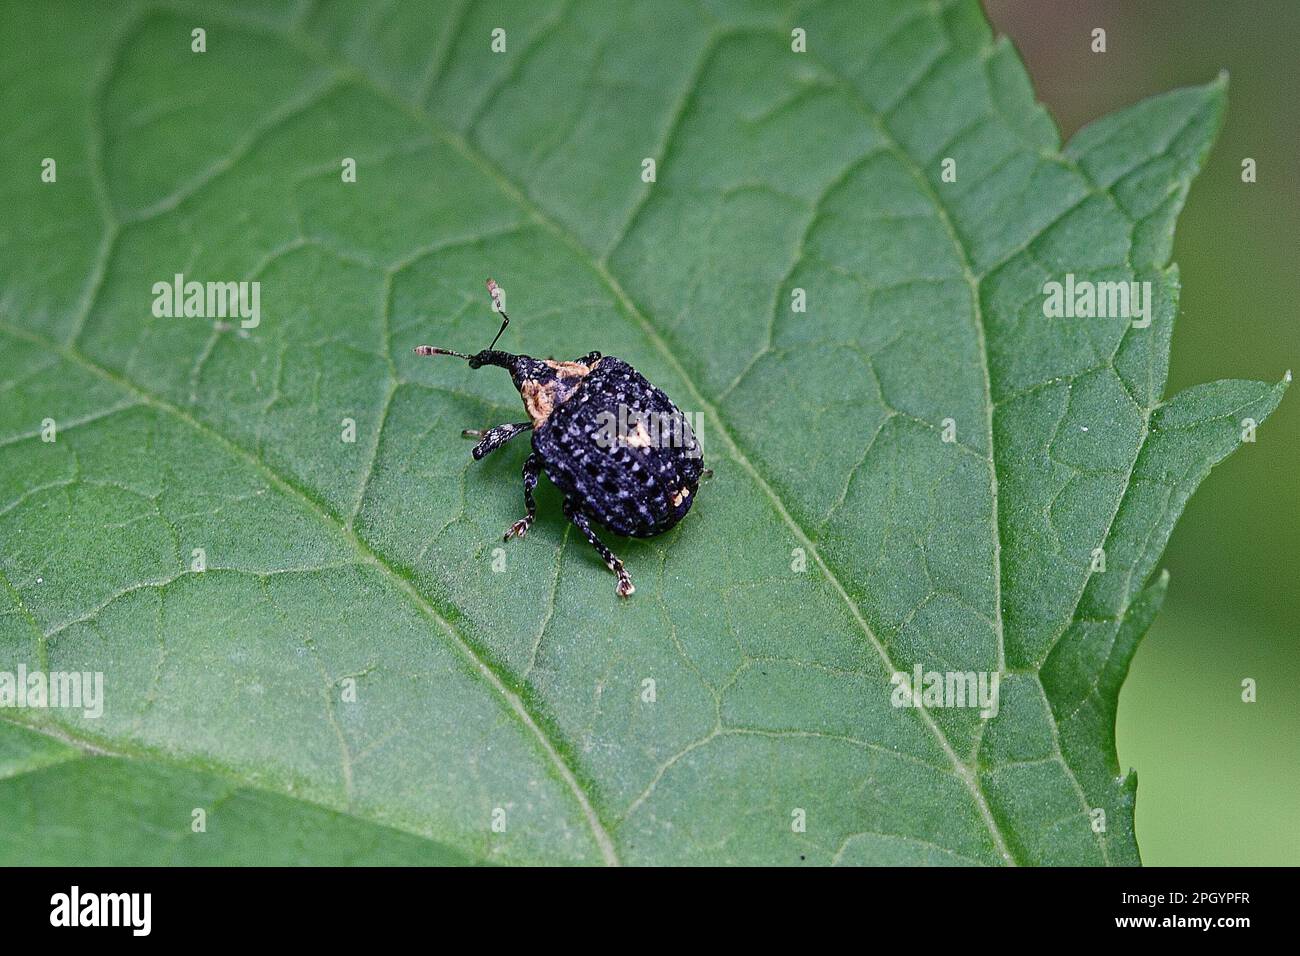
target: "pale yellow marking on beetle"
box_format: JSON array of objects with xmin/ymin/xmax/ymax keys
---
[
  {"xmin": 624, "ymin": 419, "xmax": 653, "ymax": 449},
  {"xmin": 545, "ymin": 359, "xmax": 594, "ymax": 376},
  {"xmin": 521, "ymin": 380, "xmax": 555, "ymax": 426},
  {"xmin": 521, "ymin": 359, "xmax": 597, "ymax": 427}
]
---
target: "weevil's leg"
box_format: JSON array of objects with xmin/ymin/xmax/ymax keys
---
[
  {"xmin": 563, "ymin": 498, "xmax": 634, "ymax": 597},
  {"xmin": 575, "ymin": 350, "xmax": 603, "ymax": 367},
  {"xmin": 463, "ymin": 421, "xmax": 532, "ymax": 460},
  {"xmin": 504, "ymin": 453, "xmax": 542, "ymax": 541}
]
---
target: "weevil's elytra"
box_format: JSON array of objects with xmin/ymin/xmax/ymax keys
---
[{"xmin": 415, "ymin": 279, "xmax": 707, "ymax": 597}]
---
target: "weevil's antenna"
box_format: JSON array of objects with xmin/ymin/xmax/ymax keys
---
[
  {"xmin": 413, "ymin": 345, "xmax": 472, "ymax": 359},
  {"xmin": 412, "ymin": 279, "xmax": 511, "ymax": 360},
  {"xmin": 486, "ymin": 278, "xmax": 510, "ymax": 350}
]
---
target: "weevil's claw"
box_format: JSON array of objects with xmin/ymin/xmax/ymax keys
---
[
  {"xmin": 462, "ymin": 428, "xmax": 485, "ymax": 438},
  {"xmin": 610, "ymin": 560, "xmax": 635, "ymax": 597},
  {"xmin": 504, "ymin": 518, "xmax": 532, "ymax": 541}
]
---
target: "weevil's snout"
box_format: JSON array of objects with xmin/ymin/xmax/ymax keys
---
[
  {"xmin": 413, "ymin": 345, "xmax": 524, "ymax": 373},
  {"xmin": 468, "ymin": 349, "xmax": 529, "ymax": 375}
]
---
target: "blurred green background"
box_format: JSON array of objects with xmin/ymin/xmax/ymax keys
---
[{"xmin": 985, "ymin": 0, "xmax": 1298, "ymax": 865}]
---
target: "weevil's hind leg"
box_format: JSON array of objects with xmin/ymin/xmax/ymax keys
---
[
  {"xmin": 504, "ymin": 453, "xmax": 542, "ymax": 541},
  {"xmin": 563, "ymin": 498, "xmax": 634, "ymax": 597},
  {"xmin": 463, "ymin": 421, "xmax": 532, "ymax": 460}
]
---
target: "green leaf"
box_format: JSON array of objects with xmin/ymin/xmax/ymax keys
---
[{"xmin": 0, "ymin": 0, "xmax": 1284, "ymax": 865}]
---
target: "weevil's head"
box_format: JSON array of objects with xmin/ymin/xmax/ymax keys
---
[
  {"xmin": 414, "ymin": 346, "xmax": 596, "ymax": 427},
  {"xmin": 415, "ymin": 278, "xmax": 602, "ymax": 426}
]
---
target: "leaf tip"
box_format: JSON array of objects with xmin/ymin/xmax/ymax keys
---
[
  {"xmin": 1200, "ymin": 70, "xmax": 1230, "ymax": 129},
  {"xmin": 1198, "ymin": 70, "xmax": 1229, "ymax": 116}
]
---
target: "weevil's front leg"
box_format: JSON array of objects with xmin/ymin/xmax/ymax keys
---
[
  {"xmin": 504, "ymin": 453, "xmax": 542, "ymax": 541},
  {"xmin": 462, "ymin": 421, "xmax": 532, "ymax": 460},
  {"xmin": 563, "ymin": 498, "xmax": 634, "ymax": 597}
]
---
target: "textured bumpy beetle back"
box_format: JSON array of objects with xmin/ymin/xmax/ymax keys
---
[
  {"xmin": 415, "ymin": 280, "xmax": 706, "ymax": 597},
  {"xmin": 535, "ymin": 356, "xmax": 703, "ymax": 539}
]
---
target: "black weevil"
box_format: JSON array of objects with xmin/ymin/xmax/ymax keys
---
[{"xmin": 415, "ymin": 280, "xmax": 707, "ymax": 597}]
